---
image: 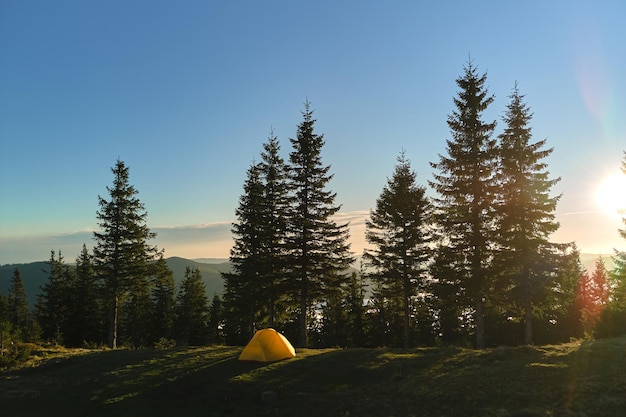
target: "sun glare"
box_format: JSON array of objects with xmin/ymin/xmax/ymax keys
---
[{"xmin": 595, "ymin": 172, "xmax": 626, "ymax": 215}]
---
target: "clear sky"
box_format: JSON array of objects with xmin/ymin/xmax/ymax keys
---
[{"xmin": 1, "ymin": 0, "xmax": 625, "ymax": 264}]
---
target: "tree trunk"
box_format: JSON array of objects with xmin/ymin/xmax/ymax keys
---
[
  {"xmin": 298, "ymin": 289, "xmax": 307, "ymax": 348},
  {"xmin": 524, "ymin": 299, "xmax": 533, "ymax": 345},
  {"xmin": 523, "ymin": 266, "xmax": 533, "ymax": 345},
  {"xmin": 403, "ymin": 279, "xmax": 410, "ymax": 349},
  {"xmin": 248, "ymin": 304, "xmax": 255, "ymax": 340},
  {"xmin": 269, "ymin": 287, "xmax": 275, "ymax": 328},
  {"xmin": 108, "ymin": 296, "xmax": 118, "ymax": 349},
  {"xmin": 475, "ymin": 297, "xmax": 485, "ymax": 349}
]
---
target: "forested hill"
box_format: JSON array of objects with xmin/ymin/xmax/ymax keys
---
[
  {"xmin": 164, "ymin": 257, "xmax": 229, "ymax": 297},
  {"xmin": 0, "ymin": 257, "xmax": 230, "ymax": 308},
  {"xmin": 0, "ymin": 254, "xmax": 614, "ymax": 309}
]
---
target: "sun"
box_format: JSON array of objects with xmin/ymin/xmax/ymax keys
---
[{"xmin": 595, "ymin": 172, "xmax": 626, "ymax": 215}]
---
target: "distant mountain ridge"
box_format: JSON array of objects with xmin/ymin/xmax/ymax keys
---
[
  {"xmin": 0, "ymin": 257, "xmax": 231, "ymax": 308},
  {"xmin": 163, "ymin": 256, "xmax": 229, "ymax": 297},
  {"xmin": 0, "ymin": 254, "xmax": 617, "ymax": 309}
]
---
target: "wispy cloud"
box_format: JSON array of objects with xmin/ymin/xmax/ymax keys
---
[
  {"xmin": 0, "ymin": 223, "xmax": 235, "ymax": 264},
  {"xmin": 0, "ymin": 231, "xmax": 96, "ymax": 264},
  {"xmin": 0, "ymin": 212, "xmax": 373, "ymax": 265},
  {"xmin": 154, "ymin": 221, "xmax": 232, "ymax": 231},
  {"xmin": 560, "ymin": 210, "xmax": 606, "ymax": 216},
  {"xmin": 332, "ymin": 210, "xmax": 369, "ymax": 226}
]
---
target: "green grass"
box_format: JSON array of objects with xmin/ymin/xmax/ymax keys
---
[{"xmin": 2, "ymin": 338, "xmax": 626, "ymax": 417}]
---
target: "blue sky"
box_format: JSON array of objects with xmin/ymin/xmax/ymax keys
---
[{"xmin": 1, "ymin": 0, "xmax": 625, "ymax": 264}]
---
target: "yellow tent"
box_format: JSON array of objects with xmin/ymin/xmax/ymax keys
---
[{"xmin": 238, "ymin": 328, "xmax": 296, "ymax": 362}]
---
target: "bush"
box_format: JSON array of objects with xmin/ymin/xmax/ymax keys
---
[
  {"xmin": 154, "ymin": 337, "xmax": 176, "ymax": 349},
  {"xmin": 0, "ymin": 342, "xmax": 33, "ymax": 369},
  {"xmin": 594, "ymin": 307, "xmax": 626, "ymax": 339}
]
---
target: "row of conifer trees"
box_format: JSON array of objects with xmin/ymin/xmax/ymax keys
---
[
  {"xmin": 2, "ymin": 62, "xmax": 626, "ymax": 352},
  {"xmin": 0, "ymin": 253, "xmax": 224, "ymax": 350},
  {"xmin": 222, "ymin": 62, "xmax": 626, "ymax": 349}
]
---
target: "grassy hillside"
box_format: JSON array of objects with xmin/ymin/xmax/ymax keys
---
[{"xmin": 2, "ymin": 337, "xmax": 626, "ymax": 417}]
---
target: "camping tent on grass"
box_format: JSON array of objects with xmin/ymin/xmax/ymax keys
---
[{"xmin": 239, "ymin": 328, "xmax": 296, "ymax": 362}]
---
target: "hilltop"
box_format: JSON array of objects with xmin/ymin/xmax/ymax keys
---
[{"xmin": 1, "ymin": 337, "xmax": 625, "ymax": 416}]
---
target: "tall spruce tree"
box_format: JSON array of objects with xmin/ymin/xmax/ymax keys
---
[
  {"xmin": 207, "ymin": 293, "xmax": 224, "ymax": 345},
  {"xmin": 343, "ymin": 271, "xmax": 367, "ymax": 347},
  {"xmin": 495, "ymin": 83, "xmax": 561, "ymax": 345},
  {"xmin": 366, "ymin": 279, "xmax": 391, "ymax": 347},
  {"xmin": 93, "ymin": 159, "xmax": 161, "ymax": 348},
  {"xmin": 318, "ymin": 270, "xmax": 367, "ymax": 348},
  {"xmin": 286, "ymin": 100, "xmax": 354, "ymax": 348},
  {"xmin": 597, "ymin": 151, "xmax": 626, "ymax": 338},
  {"xmin": 365, "ymin": 152, "xmax": 432, "ymax": 348},
  {"xmin": 175, "ymin": 266, "xmax": 209, "ymax": 346},
  {"xmin": 429, "ymin": 243, "xmax": 470, "ymax": 344},
  {"xmin": 0, "ymin": 291, "xmax": 9, "ymax": 352},
  {"xmin": 429, "ymin": 61, "xmax": 498, "ymax": 349},
  {"xmin": 574, "ymin": 258, "xmax": 610, "ymax": 337},
  {"xmin": 121, "ymin": 261, "xmax": 155, "ymax": 347},
  {"xmin": 152, "ymin": 255, "xmax": 176, "ymax": 342},
  {"xmin": 223, "ymin": 162, "xmax": 265, "ymax": 343},
  {"xmin": 68, "ymin": 244, "xmax": 104, "ymax": 346},
  {"xmin": 35, "ymin": 251, "xmax": 73, "ymax": 344},
  {"xmin": 257, "ymin": 131, "xmax": 290, "ymax": 328},
  {"xmin": 546, "ymin": 243, "xmax": 585, "ymax": 342},
  {"xmin": 7, "ymin": 268, "xmax": 30, "ymax": 340},
  {"xmin": 612, "ymin": 152, "xmax": 626, "ymax": 307},
  {"xmin": 0, "ymin": 291, "xmax": 7, "ymax": 323}
]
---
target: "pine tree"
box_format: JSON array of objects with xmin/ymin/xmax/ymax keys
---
[
  {"xmin": 612, "ymin": 152, "xmax": 626, "ymax": 307},
  {"xmin": 575, "ymin": 258, "xmax": 610, "ymax": 337},
  {"xmin": 429, "ymin": 61, "xmax": 498, "ymax": 349},
  {"xmin": 365, "ymin": 279, "xmax": 386, "ymax": 347},
  {"xmin": 429, "ymin": 243, "xmax": 471, "ymax": 345},
  {"xmin": 319, "ymin": 270, "xmax": 367, "ymax": 348},
  {"xmin": 257, "ymin": 131, "xmax": 290, "ymax": 328},
  {"xmin": 121, "ymin": 262, "xmax": 155, "ymax": 347},
  {"xmin": 93, "ymin": 159, "xmax": 161, "ymax": 348},
  {"xmin": 0, "ymin": 291, "xmax": 7, "ymax": 323},
  {"xmin": 207, "ymin": 293, "xmax": 224, "ymax": 345},
  {"xmin": 35, "ymin": 251, "xmax": 73, "ymax": 344},
  {"xmin": 318, "ymin": 287, "xmax": 349, "ymax": 348},
  {"xmin": 152, "ymin": 255, "xmax": 176, "ymax": 342},
  {"xmin": 223, "ymin": 162, "xmax": 265, "ymax": 343},
  {"xmin": 546, "ymin": 244, "xmax": 585, "ymax": 342},
  {"xmin": 343, "ymin": 271, "xmax": 367, "ymax": 347},
  {"xmin": 68, "ymin": 244, "xmax": 104, "ymax": 346},
  {"xmin": 286, "ymin": 100, "xmax": 354, "ymax": 347},
  {"xmin": 595, "ymin": 152, "xmax": 626, "ymax": 338},
  {"xmin": 7, "ymin": 268, "xmax": 30, "ymax": 340},
  {"xmin": 0, "ymin": 292, "xmax": 10, "ymax": 354},
  {"xmin": 365, "ymin": 152, "xmax": 432, "ymax": 348},
  {"xmin": 175, "ymin": 267, "xmax": 209, "ymax": 346},
  {"xmin": 495, "ymin": 83, "xmax": 561, "ymax": 345}
]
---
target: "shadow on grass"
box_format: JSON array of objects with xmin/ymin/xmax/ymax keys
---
[
  {"xmin": 2, "ymin": 338, "xmax": 626, "ymax": 417},
  {"xmin": 1, "ymin": 346, "xmax": 252, "ymax": 416}
]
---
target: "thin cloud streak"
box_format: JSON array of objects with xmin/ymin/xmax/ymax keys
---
[
  {"xmin": 0, "ymin": 213, "xmax": 372, "ymax": 264},
  {"xmin": 0, "ymin": 222, "xmax": 235, "ymax": 265},
  {"xmin": 3, "ymin": 209, "xmax": 618, "ymax": 265}
]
